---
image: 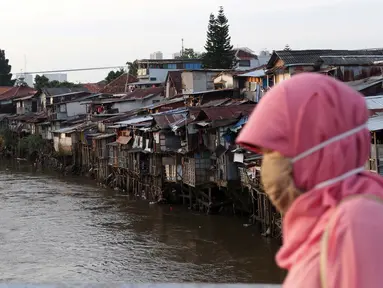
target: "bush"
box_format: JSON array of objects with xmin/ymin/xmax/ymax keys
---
[{"xmin": 18, "ymin": 134, "xmax": 45, "ymax": 157}]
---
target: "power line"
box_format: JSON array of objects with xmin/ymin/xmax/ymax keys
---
[{"xmin": 19, "ymin": 65, "xmax": 126, "ymax": 75}]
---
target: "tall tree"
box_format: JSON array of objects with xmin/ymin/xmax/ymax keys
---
[
  {"xmin": 105, "ymin": 68, "xmax": 125, "ymax": 84},
  {"xmin": 175, "ymin": 48, "xmax": 200, "ymax": 59},
  {"xmin": 127, "ymin": 60, "xmax": 138, "ymax": 78},
  {"xmin": 0, "ymin": 50, "xmax": 15, "ymax": 86},
  {"xmin": 202, "ymin": 7, "xmax": 236, "ymax": 69}
]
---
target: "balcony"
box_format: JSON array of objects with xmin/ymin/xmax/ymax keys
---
[{"xmin": 48, "ymin": 112, "xmax": 68, "ymax": 121}]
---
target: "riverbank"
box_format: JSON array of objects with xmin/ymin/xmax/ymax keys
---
[{"xmin": 0, "ymin": 127, "xmax": 282, "ymax": 240}]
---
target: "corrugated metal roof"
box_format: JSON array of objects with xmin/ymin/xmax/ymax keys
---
[
  {"xmin": 368, "ymin": 115, "xmax": 383, "ymax": 131},
  {"xmin": 267, "ymin": 49, "xmax": 383, "ymax": 68},
  {"xmin": 117, "ymin": 136, "xmax": 132, "ymax": 145},
  {"xmin": 153, "ymin": 113, "xmax": 186, "ymax": 129},
  {"xmin": 116, "ymin": 116, "xmax": 153, "ymax": 126},
  {"xmin": 320, "ymin": 55, "xmax": 383, "ymax": 66},
  {"xmin": 236, "ymin": 69, "xmax": 265, "ymax": 78},
  {"xmin": 346, "ymin": 76, "xmax": 383, "ymax": 92},
  {"xmin": 201, "ymin": 105, "xmax": 255, "ymax": 121},
  {"xmin": 43, "ymin": 87, "xmax": 89, "ymax": 97},
  {"xmin": 365, "ymin": 95, "xmax": 383, "ymax": 110},
  {"xmin": 201, "ymin": 98, "xmax": 231, "ymax": 107},
  {"xmin": 94, "ymin": 133, "xmax": 116, "ymax": 140},
  {"xmin": 52, "ymin": 126, "xmax": 78, "ymax": 134}
]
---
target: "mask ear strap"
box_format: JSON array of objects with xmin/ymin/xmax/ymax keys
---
[
  {"xmin": 292, "ymin": 124, "xmax": 367, "ymax": 163},
  {"xmin": 314, "ymin": 166, "xmax": 365, "ymax": 190}
]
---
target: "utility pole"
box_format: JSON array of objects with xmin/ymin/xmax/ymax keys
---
[{"xmin": 181, "ymin": 38, "xmax": 184, "ymax": 58}]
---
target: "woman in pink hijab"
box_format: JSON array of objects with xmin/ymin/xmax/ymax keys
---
[{"xmin": 236, "ymin": 73, "xmax": 383, "ymax": 288}]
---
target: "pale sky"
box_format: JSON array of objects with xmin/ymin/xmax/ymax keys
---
[{"xmin": 1, "ymin": 0, "xmax": 381, "ymax": 83}]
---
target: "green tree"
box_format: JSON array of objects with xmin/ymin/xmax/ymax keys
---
[
  {"xmin": 127, "ymin": 60, "xmax": 138, "ymax": 78},
  {"xmin": 0, "ymin": 50, "xmax": 15, "ymax": 86},
  {"xmin": 105, "ymin": 68, "xmax": 125, "ymax": 84},
  {"xmin": 34, "ymin": 75, "xmax": 82, "ymax": 90},
  {"xmin": 175, "ymin": 48, "xmax": 200, "ymax": 59},
  {"xmin": 34, "ymin": 75, "xmax": 50, "ymax": 90},
  {"xmin": 202, "ymin": 7, "xmax": 236, "ymax": 69}
]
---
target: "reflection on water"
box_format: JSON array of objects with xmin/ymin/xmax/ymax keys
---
[{"xmin": 0, "ymin": 164, "xmax": 285, "ymax": 283}]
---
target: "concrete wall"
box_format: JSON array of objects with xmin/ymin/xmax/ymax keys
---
[
  {"xmin": 214, "ymin": 74, "xmax": 235, "ymax": 88},
  {"xmin": 182, "ymin": 72, "xmax": 194, "ymax": 94},
  {"xmin": 113, "ymin": 95, "xmax": 163, "ymax": 113},
  {"xmin": 182, "ymin": 71, "xmax": 217, "ymax": 93},
  {"xmin": 53, "ymin": 133, "xmax": 72, "ymax": 153},
  {"xmin": 66, "ymin": 102, "xmax": 87, "ymax": 117}
]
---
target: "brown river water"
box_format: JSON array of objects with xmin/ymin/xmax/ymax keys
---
[{"xmin": 0, "ymin": 164, "xmax": 285, "ymax": 283}]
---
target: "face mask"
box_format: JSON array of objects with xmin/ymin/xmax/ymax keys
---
[{"xmin": 261, "ymin": 151, "xmax": 301, "ymax": 213}]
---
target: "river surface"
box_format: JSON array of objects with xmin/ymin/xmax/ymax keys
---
[{"xmin": 0, "ymin": 164, "xmax": 284, "ymax": 283}]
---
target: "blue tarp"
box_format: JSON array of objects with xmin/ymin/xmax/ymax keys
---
[{"xmin": 230, "ymin": 116, "xmax": 249, "ymax": 132}]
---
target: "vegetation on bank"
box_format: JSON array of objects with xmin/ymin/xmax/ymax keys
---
[{"xmin": 0, "ymin": 129, "xmax": 49, "ymax": 160}]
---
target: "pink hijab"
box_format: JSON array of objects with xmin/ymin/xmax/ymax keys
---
[{"xmin": 236, "ymin": 73, "xmax": 383, "ymax": 287}]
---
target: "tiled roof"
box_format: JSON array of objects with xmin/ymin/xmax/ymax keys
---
[
  {"xmin": 101, "ymin": 73, "xmax": 138, "ymax": 94},
  {"xmin": 82, "ymin": 83, "xmax": 104, "ymax": 93},
  {"xmin": 43, "ymin": 87, "xmax": 89, "ymax": 96},
  {"xmin": 122, "ymin": 87, "xmax": 164, "ymax": 100},
  {"xmin": 319, "ymin": 55, "xmax": 383, "ymax": 66},
  {"xmin": 0, "ymin": 86, "xmax": 36, "ymax": 101},
  {"xmin": 267, "ymin": 49, "xmax": 383, "ymax": 68},
  {"xmin": 0, "ymin": 86, "xmax": 12, "ymax": 94}
]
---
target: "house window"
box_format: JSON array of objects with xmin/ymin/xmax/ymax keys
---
[
  {"xmin": 238, "ymin": 60, "xmax": 251, "ymax": 67},
  {"xmin": 60, "ymin": 104, "xmax": 67, "ymax": 113}
]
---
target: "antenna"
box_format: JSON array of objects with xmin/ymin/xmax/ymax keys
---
[{"xmin": 24, "ymin": 54, "xmax": 27, "ymax": 74}]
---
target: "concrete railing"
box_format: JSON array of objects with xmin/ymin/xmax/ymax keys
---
[{"xmin": 0, "ymin": 285, "xmax": 281, "ymax": 288}]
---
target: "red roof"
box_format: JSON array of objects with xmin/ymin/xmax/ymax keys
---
[
  {"xmin": 199, "ymin": 104, "xmax": 255, "ymax": 121},
  {"xmin": 82, "ymin": 83, "xmax": 104, "ymax": 93},
  {"xmin": 153, "ymin": 113, "xmax": 185, "ymax": 129},
  {"xmin": 0, "ymin": 86, "xmax": 36, "ymax": 101},
  {"xmin": 122, "ymin": 87, "xmax": 164, "ymax": 100},
  {"xmin": 167, "ymin": 71, "xmax": 182, "ymax": 93},
  {"xmin": 0, "ymin": 86, "xmax": 12, "ymax": 94},
  {"xmin": 101, "ymin": 73, "xmax": 138, "ymax": 94}
]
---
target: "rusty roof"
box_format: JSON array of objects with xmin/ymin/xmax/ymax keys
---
[
  {"xmin": 122, "ymin": 87, "xmax": 164, "ymax": 100},
  {"xmin": 101, "ymin": 73, "xmax": 138, "ymax": 94},
  {"xmin": 117, "ymin": 136, "xmax": 132, "ymax": 145},
  {"xmin": 0, "ymin": 86, "xmax": 12, "ymax": 94},
  {"xmin": 82, "ymin": 83, "xmax": 104, "ymax": 93},
  {"xmin": 167, "ymin": 71, "xmax": 182, "ymax": 93},
  {"xmin": 0, "ymin": 86, "xmax": 36, "ymax": 101},
  {"xmin": 153, "ymin": 113, "xmax": 186, "ymax": 129},
  {"xmin": 200, "ymin": 104, "xmax": 255, "ymax": 121}
]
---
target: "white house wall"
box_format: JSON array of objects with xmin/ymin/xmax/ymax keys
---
[
  {"xmin": 113, "ymin": 95, "xmax": 163, "ymax": 113},
  {"xmin": 236, "ymin": 58, "xmax": 261, "ymax": 71},
  {"xmin": 182, "ymin": 72, "xmax": 194, "ymax": 93},
  {"xmin": 214, "ymin": 74, "xmax": 235, "ymax": 88},
  {"xmin": 182, "ymin": 71, "xmax": 217, "ymax": 93},
  {"xmin": 66, "ymin": 102, "xmax": 87, "ymax": 117}
]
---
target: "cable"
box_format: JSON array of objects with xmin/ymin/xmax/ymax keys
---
[{"xmin": 5, "ymin": 65, "xmax": 127, "ymax": 75}]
